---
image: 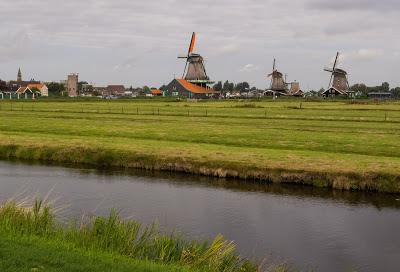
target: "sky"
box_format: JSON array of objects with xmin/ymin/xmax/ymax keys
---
[{"xmin": 0, "ymin": 0, "xmax": 399, "ymax": 90}]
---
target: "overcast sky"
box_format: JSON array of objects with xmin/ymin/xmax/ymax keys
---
[{"xmin": 0, "ymin": 0, "xmax": 399, "ymax": 90}]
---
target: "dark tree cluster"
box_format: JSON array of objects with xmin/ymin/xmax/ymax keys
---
[
  {"xmin": 47, "ymin": 82, "xmax": 65, "ymax": 96},
  {"xmin": 349, "ymin": 82, "xmax": 399, "ymax": 97},
  {"xmin": 213, "ymin": 80, "xmax": 252, "ymax": 93},
  {"xmin": 0, "ymin": 79, "xmax": 7, "ymax": 91}
]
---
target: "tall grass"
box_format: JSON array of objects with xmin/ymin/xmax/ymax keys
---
[{"xmin": 0, "ymin": 199, "xmax": 256, "ymax": 272}]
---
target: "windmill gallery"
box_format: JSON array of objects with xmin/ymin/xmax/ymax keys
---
[{"xmin": 164, "ymin": 33, "xmax": 353, "ymax": 99}]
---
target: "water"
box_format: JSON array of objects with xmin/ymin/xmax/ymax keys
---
[{"xmin": 0, "ymin": 160, "xmax": 399, "ymax": 271}]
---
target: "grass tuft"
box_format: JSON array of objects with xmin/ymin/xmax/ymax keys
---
[{"xmin": 0, "ymin": 199, "xmax": 258, "ymax": 272}]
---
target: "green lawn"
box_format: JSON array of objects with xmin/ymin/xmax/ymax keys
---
[
  {"xmin": 0, "ymin": 234, "xmax": 189, "ymax": 272},
  {"xmin": 0, "ymin": 98, "xmax": 399, "ymax": 192}
]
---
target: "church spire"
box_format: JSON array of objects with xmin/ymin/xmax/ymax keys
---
[{"xmin": 17, "ymin": 68, "xmax": 22, "ymax": 82}]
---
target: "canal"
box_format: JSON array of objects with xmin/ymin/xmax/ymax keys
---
[{"xmin": 0, "ymin": 161, "xmax": 399, "ymax": 271}]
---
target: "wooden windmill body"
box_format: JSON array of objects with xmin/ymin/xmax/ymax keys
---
[
  {"xmin": 322, "ymin": 52, "xmax": 350, "ymax": 96},
  {"xmin": 267, "ymin": 59, "xmax": 288, "ymax": 95},
  {"xmin": 178, "ymin": 32, "xmax": 214, "ymax": 88}
]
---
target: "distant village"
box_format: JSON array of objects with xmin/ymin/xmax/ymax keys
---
[{"xmin": 1, "ymin": 33, "xmax": 399, "ymax": 100}]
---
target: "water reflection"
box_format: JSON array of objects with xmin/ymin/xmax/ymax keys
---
[{"xmin": 1, "ymin": 160, "xmax": 399, "ymax": 272}]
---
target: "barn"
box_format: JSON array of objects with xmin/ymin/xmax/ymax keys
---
[{"xmin": 165, "ymin": 78, "xmax": 216, "ymax": 99}]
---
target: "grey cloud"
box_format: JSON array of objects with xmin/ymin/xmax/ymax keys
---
[
  {"xmin": 0, "ymin": 0, "xmax": 399, "ymax": 89},
  {"xmin": 306, "ymin": 0, "xmax": 400, "ymax": 12}
]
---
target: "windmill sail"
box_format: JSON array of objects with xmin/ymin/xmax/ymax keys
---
[{"xmin": 188, "ymin": 32, "xmax": 196, "ymax": 55}]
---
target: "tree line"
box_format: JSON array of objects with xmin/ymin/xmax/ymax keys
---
[{"xmin": 348, "ymin": 82, "xmax": 400, "ymax": 98}]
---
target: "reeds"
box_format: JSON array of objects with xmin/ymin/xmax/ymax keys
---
[{"xmin": 0, "ymin": 199, "xmax": 256, "ymax": 272}]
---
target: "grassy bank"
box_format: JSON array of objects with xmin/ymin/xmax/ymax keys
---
[
  {"xmin": 0, "ymin": 200, "xmax": 257, "ymax": 272},
  {"xmin": 0, "ymin": 99, "xmax": 399, "ymax": 193}
]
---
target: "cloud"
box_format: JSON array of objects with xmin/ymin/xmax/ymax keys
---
[
  {"xmin": 239, "ymin": 64, "xmax": 259, "ymax": 72},
  {"xmin": 342, "ymin": 49, "xmax": 384, "ymax": 62},
  {"xmin": 113, "ymin": 57, "xmax": 140, "ymax": 71},
  {"xmin": 306, "ymin": 0, "xmax": 400, "ymax": 12},
  {"xmin": 216, "ymin": 44, "xmax": 240, "ymax": 55},
  {"xmin": 0, "ymin": 0, "xmax": 399, "ymax": 89},
  {"xmin": 0, "ymin": 30, "xmax": 31, "ymax": 63}
]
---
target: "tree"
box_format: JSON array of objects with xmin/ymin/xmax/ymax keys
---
[
  {"xmin": 77, "ymin": 81, "xmax": 88, "ymax": 92},
  {"xmin": 47, "ymin": 82, "xmax": 65, "ymax": 96},
  {"xmin": 391, "ymin": 87, "xmax": 400, "ymax": 98},
  {"xmin": 222, "ymin": 80, "xmax": 234, "ymax": 93},
  {"xmin": 235, "ymin": 82, "xmax": 250, "ymax": 92},
  {"xmin": 213, "ymin": 81, "xmax": 222, "ymax": 92},
  {"xmin": 350, "ymin": 83, "xmax": 368, "ymax": 96},
  {"xmin": 0, "ymin": 79, "xmax": 7, "ymax": 91},
  {"xmin": 381, "ymin": 82, "xmax": 390, "ymax": 92},
  {"xmin": 143, "ymin": 86, "xmax": 151, "ymax": 94}
]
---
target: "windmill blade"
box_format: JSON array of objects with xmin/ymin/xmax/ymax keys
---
[
  {"xmin": 273, "ymin": 58, "xmax": 276, "ymax": 71},
  {"xmin": 188, "ymin": 32, "xmax": 196, "ymax": 55},
  {"xmin": 182, "ymin": 60, "xmax": 188, "ymax": 78},
  {"xmin": 328, "ymin": 74, "xmax": 334, "ymax": 88},
  {"xmin": 332, "ymin": 52, "xmax": 339, "ymax": 71},
  {"xmin": 328, "ymin": 52, "xmax": 339, "ymax": 88},
  {"xmin": 180, "ymin": 32, "xmax": 195, "ymax": 78}
]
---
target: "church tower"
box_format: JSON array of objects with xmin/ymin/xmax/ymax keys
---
[{"xmin": 17, "ymin": 68, "xmax": 22, "ymax": 82}]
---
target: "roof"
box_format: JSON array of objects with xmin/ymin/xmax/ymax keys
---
[
  {"xmin": 150, "ymin": 89, "xmax": 162, "ymax": 95},
  {"xmin": 322, "ymin": 87, "xmax": 347, "ymax": 95},
  {"xmin": 27, "ymin": 83, "xmax": 45, "ymax": 90},
  {"xmin": 16, "ymin": 86, "xmax": 32, "ymax": 94},
  {"xmin": 176, "ymin": 79, "xmax": 216, "ymax": 94},
  {"xmin": 107, "ymin": 85, "xmax": 125, "ymax": 93}
]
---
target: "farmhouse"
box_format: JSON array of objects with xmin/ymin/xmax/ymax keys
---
[
  {"xmin": 15, "ymin": 86, "xmax": 39, "ymax": 99},
  {"xmin": 106, "ymin": 85, "xmax": 125, "ymax": 96},
  {"xmin": 27, "ymin": 83, "xmax": 49, "ymax": 96},
  {"xmin": 150, "ymin": 88, "xmax": 163, "ymax": 96},
  {"xmin": 165, "ymin": 78, "xmax": 216, "ymax": 99}
]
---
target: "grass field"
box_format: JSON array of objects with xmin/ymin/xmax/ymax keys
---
[
  {"xmin": 0, "ymin": 98, "xmax": 400, "ymax": 192},
  {"xmin": 0, "ymin": 234, "xmax": 191, "ymax": 272}
]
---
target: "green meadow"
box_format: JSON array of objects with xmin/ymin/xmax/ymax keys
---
[{"xmin": 0, "ymin": 98, "xmax": 400, "ymax": 192}]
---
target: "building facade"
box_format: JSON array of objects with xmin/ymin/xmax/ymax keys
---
[{"xmin": 66, "ymin": 74, "xmax": 78, "ymax": 97}]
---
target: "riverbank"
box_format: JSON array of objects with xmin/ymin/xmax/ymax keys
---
[
  {"xmin": 0, "ymin": 200, "xmax": 258, "ymax": 272},
  {"xmin": 0, "ymin": 100, "xmax": 399, "ymax": 193}
]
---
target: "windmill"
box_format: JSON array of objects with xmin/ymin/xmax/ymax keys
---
[
  {"xmin": 178, "ymin": 32, "xmax": 213, "ymax": 87},
  {"xmin": 323, "ymin": 52, "xmax": 350, "ymax": 96},
  {"xmin": 267, "ymin": 59, "xmax": 288, "ymax": 95}
]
